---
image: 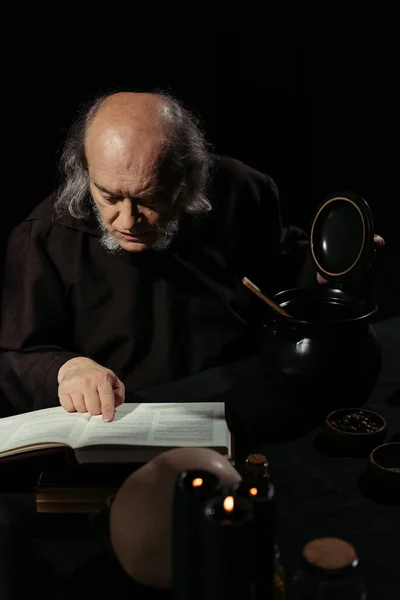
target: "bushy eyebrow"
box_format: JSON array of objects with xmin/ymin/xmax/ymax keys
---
[
  {"xmin": 93, "ymin": 182, "xmax": 158, "ymax": 200},
  {"xmin": 93, "ymin": 183, "xmax": 121, "ymax": 196}
]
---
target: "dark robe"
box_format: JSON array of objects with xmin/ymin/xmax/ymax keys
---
[{"xmin": 0, "ymin": 155, "xmax": 313, "ymax": 413}]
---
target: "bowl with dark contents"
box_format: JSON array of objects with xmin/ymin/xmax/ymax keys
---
[
  {"xmin": 368, "ymin": 443, "xmax": 400, "ymax": 492},
  {"xmin": 324, "ymin": 408, "xmax": 387, "ymax": 454}
]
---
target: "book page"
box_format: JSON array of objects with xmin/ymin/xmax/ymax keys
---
[
  {"xmin": 74, "ymin": 402, "xmax": 229, "ymax": 450},
  {"xmin": 0, "ymin": 407, "xmax": 90, "ymax": 455},
  {"xmin": 0, "ymin": 412, "xmax": 28, "ymax": 450}
]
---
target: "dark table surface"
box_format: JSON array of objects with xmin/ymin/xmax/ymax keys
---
[{"xmin": 1, "ymin": 316, "xmax": 399, "ymax": 600}]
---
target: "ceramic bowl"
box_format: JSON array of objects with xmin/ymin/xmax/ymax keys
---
[
  {"xmin": 324, "ymin": 408, "xmax": 387, "ymax": 454},
  {"xmin": 368, "ymin": 442, "xmax": 400, "ymax": 492}
]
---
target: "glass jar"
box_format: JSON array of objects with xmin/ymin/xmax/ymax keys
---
[{"xmin": 292, "ymin": 537, "xmax": 367, "ymax": 599}]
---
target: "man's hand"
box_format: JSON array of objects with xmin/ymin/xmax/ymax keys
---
[
  {"xmin": 317, "ymin": 234, "xmax": 385, "ymax": 284},
  {"xmin": 57, "ymin": 357, "xmax": 125, "ymax": 421}
]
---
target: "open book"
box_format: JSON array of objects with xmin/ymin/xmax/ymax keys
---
[{"xmin": 0, "ymin": 402, "xmax": 231, "ymax": 465}]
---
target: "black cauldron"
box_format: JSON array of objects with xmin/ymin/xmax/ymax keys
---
[
  {"xmin": 260, "ymin": 286, "xmax": 382, "ymax": 414},
  {"xmin": 258, "ymin": 191, "xmax": 382, "ymax": 420}
]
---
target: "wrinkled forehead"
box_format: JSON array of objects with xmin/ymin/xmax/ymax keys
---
[{"xmin": 86, "ymin": 121, "xmax": 166, "ymax": 178}]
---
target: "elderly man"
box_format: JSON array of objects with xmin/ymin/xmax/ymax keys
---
[{"xmin": 0, "ymin": 91, "xmax": 382, "ymax": 417}]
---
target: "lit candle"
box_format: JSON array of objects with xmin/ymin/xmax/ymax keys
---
[
  {"xmin": 201, "ymin": 490, "xmax": 254, "ymax": 600},
  {"xmin": 172, "ymin": 469, "xmax": 222, "ymax": 600},
  {"xmin": 236, "ymin": 476, "xmax": 276, "ymax": 600}
]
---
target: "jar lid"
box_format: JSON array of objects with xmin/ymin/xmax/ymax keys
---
[
  {"xmin": 302, "ymin": 537, "xmax": 359, "ymax": 572},
  {"xmin": 245, "ymin": 453, "xmax": 269, "ymax": 477},
  {"xmin": 310, "ymin": 191, "xmax": 375, "ymax": 283}
]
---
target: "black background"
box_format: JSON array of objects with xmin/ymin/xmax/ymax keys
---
[{"xmin": 2, "ymin": 1, "xmax": 398, "ymax": 311}]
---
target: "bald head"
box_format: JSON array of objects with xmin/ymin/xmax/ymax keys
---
[
  {"xmin": 88, "ymin": 92, "xmax": 167, "ymax": 143},
  {"xmin": 85, "ymin": 92, "xmax": 168, "ymax": 184},
  {"xmin": 95, "ymin": 91, "xmax": 166, "ymax": 119}
]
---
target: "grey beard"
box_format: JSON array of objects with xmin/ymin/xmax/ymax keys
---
[{"xmin": 92, "ymin": 207, "xmax": 180, "ymax": 254}]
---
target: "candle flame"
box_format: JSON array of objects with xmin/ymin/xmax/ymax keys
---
[
  {"xmin": 223, "ymin": 495, "xmax": 234, "ymax": 512},
  {"xmin": 192, "ymin": 477, "xmax": 203, "ymax": 487},
  {"xmin": 249, "ymin": 487, "xmax": 258, "ymax": 496}
]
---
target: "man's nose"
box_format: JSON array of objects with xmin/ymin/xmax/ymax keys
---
[{"xmin": 119, "ymin": 200, "xmax": 140, "ymax": 229}]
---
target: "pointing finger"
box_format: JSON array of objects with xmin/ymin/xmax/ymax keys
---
[{"xmin": 98, "ymin": 378, "xmax": 116, "ymax": 422}]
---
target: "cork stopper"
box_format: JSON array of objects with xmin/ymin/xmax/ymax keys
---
[
  {"xmin": 245, "ymin": 453, "xmax": 269, "ymax": 478},
  {"xmin": 302, "ymin": 537, "xmax": 358, "ymax": 571}
]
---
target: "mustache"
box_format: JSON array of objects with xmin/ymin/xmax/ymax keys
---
[{"xmin": 91, "ymin": 204, "xmax": 180, "ymax": 253}]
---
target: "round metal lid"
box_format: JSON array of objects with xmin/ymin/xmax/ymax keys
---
[{"xmin": 310, "ymin": 191, "xmax": 375, "ymax": 283}]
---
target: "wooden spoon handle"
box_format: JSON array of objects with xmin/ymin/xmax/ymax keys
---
[{"xmin": 242, "ymin": 277, "xmax": 292, "ymax": 318}]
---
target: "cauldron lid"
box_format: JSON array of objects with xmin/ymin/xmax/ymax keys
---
[{"xmin": 310, "ymin": 191, "xmax": 375, "ymax": 283}]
